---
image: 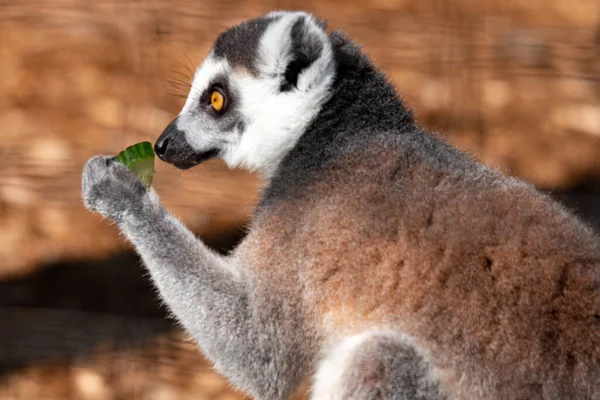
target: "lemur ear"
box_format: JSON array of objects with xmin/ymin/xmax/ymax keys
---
[
  {"xmin": 279, "ymin": 16, "xmax": 325, "ymax": 91},
  {"xmin": 259, "ymin": 13, "xmax": 334, "ymax": 92}
]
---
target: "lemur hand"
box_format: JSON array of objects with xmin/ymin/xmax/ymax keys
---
[{"xmin": 82, "ymin": 156, "xmax": 151, "ymax": 222}]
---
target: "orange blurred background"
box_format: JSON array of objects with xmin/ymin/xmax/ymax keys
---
[{"xmin": 1, "ymin": 0, "xmax": 599, "ymax": 398}]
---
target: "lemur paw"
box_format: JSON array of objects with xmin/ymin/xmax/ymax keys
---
[{"xmin": 82, "ymin": 155, "xmax": 149, "ymax": 222}]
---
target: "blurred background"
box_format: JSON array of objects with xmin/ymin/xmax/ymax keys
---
[{"xmin": 1, "ymin": 0, "xmax": 599, "ymax": 398}]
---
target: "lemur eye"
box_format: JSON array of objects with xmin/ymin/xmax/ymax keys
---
[{"xmin": 211, "ymin": 90, "xmax": 225, "ymax": 112}]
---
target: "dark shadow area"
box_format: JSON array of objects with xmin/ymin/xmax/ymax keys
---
[{"xmin": 0, "ymin": 226, "xmax": 246, "ymax": 376}]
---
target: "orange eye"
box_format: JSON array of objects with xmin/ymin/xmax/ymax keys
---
[{"xmin": 211, "ymin": 90, "xmax": 224, "ymax": 112}]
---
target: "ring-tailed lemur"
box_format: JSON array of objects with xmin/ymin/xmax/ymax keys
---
[{"xmin": 82, "ymin": 11, "xmax": 600, "ymax": 400}]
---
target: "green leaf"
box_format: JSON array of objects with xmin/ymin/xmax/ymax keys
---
[{"xmin": 112, "ymin": 141, "xmax": 155, "ymax": 188}]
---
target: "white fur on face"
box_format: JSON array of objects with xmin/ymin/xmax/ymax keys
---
[{"xmin": 178, "ymin": 12, "xmax": 336, "ymax": 179}]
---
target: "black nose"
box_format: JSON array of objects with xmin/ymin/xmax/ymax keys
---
[
  {"xmin": 154, "ymin": 135, "xmax": 170, "ymax": 159},
  {"xmin": 155, "ymin": 118, "xmax": 179, "ymax": 160}
]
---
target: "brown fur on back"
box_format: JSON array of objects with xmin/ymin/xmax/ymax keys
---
[{"xmin": 238, "ymin": 130, "xmax": 600, "ymax": 399}]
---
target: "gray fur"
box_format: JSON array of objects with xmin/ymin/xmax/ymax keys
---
[
  {"xmin": 213, "ymin": 16, "xmax": 276, "ymax": 74},
  {"xmin": 82, "ymin": 11, "xmax": 600, "ymax": 400},
  {"xmin": 82, "ymin": 157, "xmax": 149, "ymax": 223},
  {"xmin": 338, "ymin": 334, "xmax": 444, "ymax": 400}
]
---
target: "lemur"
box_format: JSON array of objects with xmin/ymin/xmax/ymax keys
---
[{"xmin": 82, "ymin": 11, "xmax": 600, "ymax": 400}]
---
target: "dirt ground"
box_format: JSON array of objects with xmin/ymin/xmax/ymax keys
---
[{"xmin": 1, "ymin": 0, "xmax": 599, "ymax": 398}]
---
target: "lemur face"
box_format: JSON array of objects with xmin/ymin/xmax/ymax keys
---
[{"xmin": 154, "ymin": 11, "xmax": 336, "ymax": 177}]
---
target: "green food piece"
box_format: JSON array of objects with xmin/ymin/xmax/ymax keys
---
[{"xmin": 113, "ymin": 141, "xmax": 155, "ymax": 188}]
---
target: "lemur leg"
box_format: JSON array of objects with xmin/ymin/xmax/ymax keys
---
[
  {"xmin": 311, "ymin": 332, "xmax": 445, "ymax": 400},
  {"xmin": 82, "ymin": 157, "xmax": 303, "ymax": 399}
]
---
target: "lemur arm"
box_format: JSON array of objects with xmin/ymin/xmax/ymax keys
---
[
  {"xmin": 119, "ymin": 200, "xmax": 248, "ymax": 352},
  {"xmin": 81, "ymin": 156, "xmax": 300, "ymax": 399}
]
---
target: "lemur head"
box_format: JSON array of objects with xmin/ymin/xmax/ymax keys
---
[{"xmin": 154, "ymin": 11, "xmax": 336, "ymax": 177}]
